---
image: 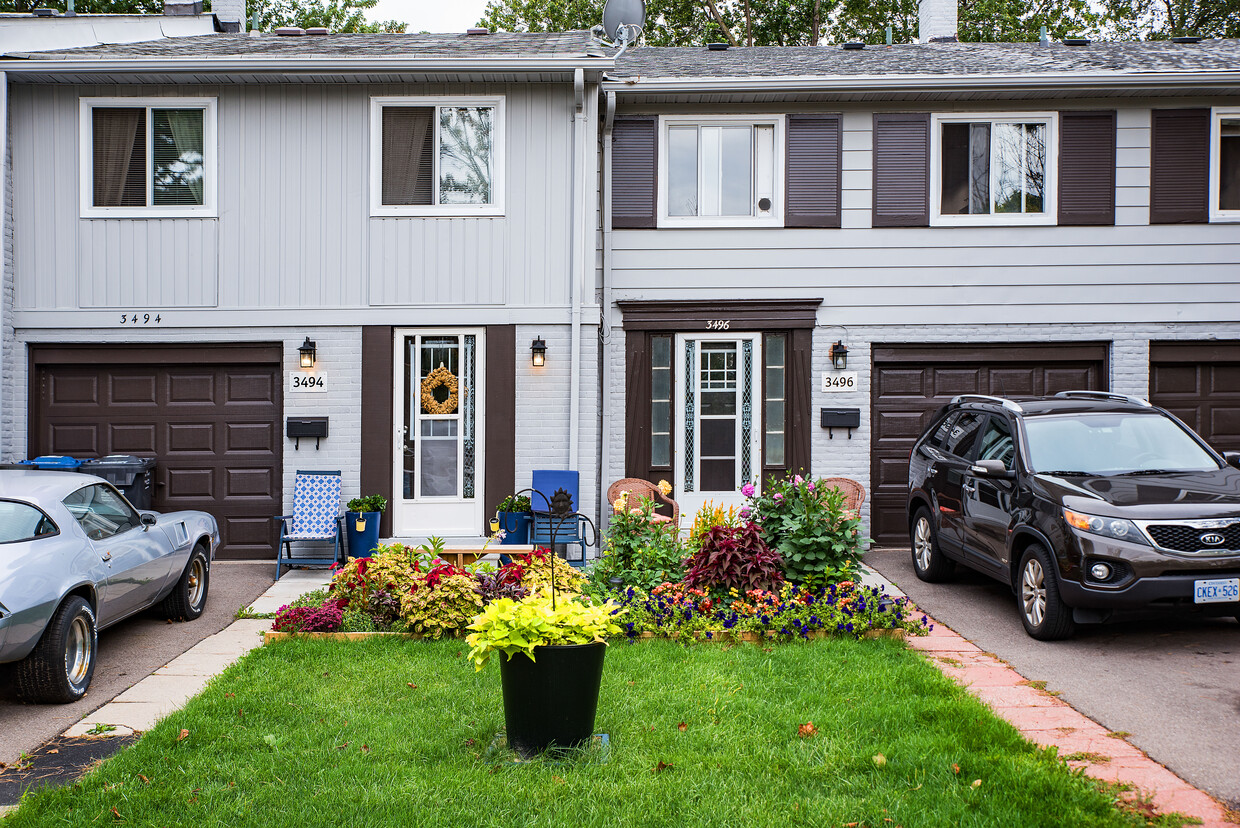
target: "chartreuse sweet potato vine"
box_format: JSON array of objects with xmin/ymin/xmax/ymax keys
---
[{"xmin": 465, "ymin": 594, "xmax": 624, "ymax": 671}]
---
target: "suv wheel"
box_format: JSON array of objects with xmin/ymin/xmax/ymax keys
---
[
  {"xmin": 1017, "ymin": 545, "xmax": 1075, "ymax": 641},
  {"xmin": 910, "ymin": 508, "xmax": 955, "ymax": 582}
]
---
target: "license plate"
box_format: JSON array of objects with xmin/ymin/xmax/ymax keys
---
[{"xmin": 1193, "ymin": 578, "xmax": 1240, "ymax": 604}]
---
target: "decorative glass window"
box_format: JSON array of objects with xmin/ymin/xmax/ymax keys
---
[
  {"xmin": 932, "ymin": 113, "xmax": 1057, "ymax": 226},
  {"xmin": 764, "ymin": 334, "xmax": 786, "ymax": 467},
  {"xmin": 1211, "ymin": 108, "xmax": 1240, "ymax": 221},
  {"xmin": 658, "ymin": 115, "xmax": 783, "ymax": 227},
  {"xmin": 80, "ymin": 98, "xmax": 216, "ymax": 218},
  {"xmin": 650, "ymin": 335, "xmax": 673, "ymax": 469},
  {"xmin": 372, "ymin": 97, "xmax": 504, "ymax": 216}
]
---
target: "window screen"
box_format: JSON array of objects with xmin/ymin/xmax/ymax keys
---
[
  {"xmin": 382, "ymin": 106, "xmax": 434, "ymax": 206},
  {"xmin": 92, "ymin": 107, "xmax": 146, "ymax": 207}
]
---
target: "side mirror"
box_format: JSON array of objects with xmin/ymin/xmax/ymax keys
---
[
  {"xmin": 1224, "ymin": 452, "xmax": 1240, "ymax": 470},
  {"xmin": 140, "ymin": 513, "xmax": 158, "ymax": 529},
  {"xmin": 971, "ymin": 459, "xmax": 1015, "ymax": 479}
]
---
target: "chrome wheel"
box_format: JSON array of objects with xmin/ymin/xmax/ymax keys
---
[
  {"xmin": 65, "ymin": 614, "xmax": 93, "ymax": 688},
  {"xmin": 1022, "ymin": 556, "xmax": 1047, "ymax": 628},
  {"xmin": 914, "ymin": 516, "xmax": 934, "ymax": 572},
  {"xmin": 187, "ymin": 557, "xmax": 206, "ymax": 610}
]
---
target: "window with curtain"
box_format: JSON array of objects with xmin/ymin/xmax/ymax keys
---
[
  {"xmin": 84, "ymin": 99, "xmax": 214, "ymax": 215},
  {"xmin": 934, "ymin": 113, "xmax": 1056, "ymax": 225},
  {"xmin": 373, "ymin": 97, "xmax": 502, "ymax": 215}
]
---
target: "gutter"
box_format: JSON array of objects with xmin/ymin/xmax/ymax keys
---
[
  {"xmin": 0, "ymin": 55, "xmax": 614, "ymax": 75},
  {"xmin": 598, "ymin": 90, "xmax": 615, "ymax": 535},
  {"xmin": 601, "ymin": 69, "xmax": 1240, "ymax": 94},
  {"xmin": 568, "ymin": 68, "xmax": 586, "ymax": 476},
  {"xmin": 0, "ymin": 72, "xmax": 6, "ymax": 462}
]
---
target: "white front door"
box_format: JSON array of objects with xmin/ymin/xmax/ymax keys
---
[
  {"xmin": 392, "ymin": 329, "xmax": 485, "ymax": 537},
  {"xmin": 674, "ymin": 333, "xmax": 762, "ymax": 523}
]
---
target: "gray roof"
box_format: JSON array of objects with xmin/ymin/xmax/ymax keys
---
[
  {"xmin": 5, "ymin": 30, "xmax": 600, "ymax": 61},
  {"xmin": 611, "ymin": 39, "xmax": 1240, "ymax": 79}
]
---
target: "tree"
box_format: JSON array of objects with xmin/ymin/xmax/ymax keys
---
[
  {"xmin": 1101, "ymin": 0, "xmax": 1240, "ymax": 39},
  {"xmin": 0, "ymin": 0, "xmax": 406, "ymax": 32}
]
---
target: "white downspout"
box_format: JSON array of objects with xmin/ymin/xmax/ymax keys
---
[
  {"xmin": 0, "ymin": 72, "xmax": 8, "ymax": 463},
  {"xmin": 599, "ymin": 91, "xmax": 616, "ymax": 531},
  {"xmin": 569, "ymin": 68, "xmax": 585, "ymax": 474}
]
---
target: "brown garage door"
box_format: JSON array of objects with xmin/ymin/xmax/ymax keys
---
[
  {"xmin": 870, "ymin": 343, "xmax": 1108, "ymax": 546},
  {"xmin": 31, "ymin": 344, "xmax": 282, "ymax": 559},
  {"xmin": 1150, "ymin": 341, "xmax": 1240, "ymax": 454}
]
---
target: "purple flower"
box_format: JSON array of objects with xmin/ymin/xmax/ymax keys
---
[
  {"xmin": 806, "ymin": 482, "xmax": 815, "ymax": 491},
  {"xmin": 739, "ymin": 507, "xmax": 751, "ymax": 518},
  {"xmin": 740, "ymin": 482, "xmax": 755, "ymax": 498}
]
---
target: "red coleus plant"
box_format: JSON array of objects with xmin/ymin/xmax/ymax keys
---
[{"xmin": 683, "ymin": 523, "xmax": 784, "ymax": 594}]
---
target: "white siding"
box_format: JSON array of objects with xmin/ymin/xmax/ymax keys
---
[{"xmin": 1115, "ymin": 108, "xmax": 1151, "ymax": 226}]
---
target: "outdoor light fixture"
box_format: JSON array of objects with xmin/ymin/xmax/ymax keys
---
[
  {"xmin": 829, "ymin": 340, "xmax": 849, "ymax": 370},
  {"xmin": 531, "ymin": 336, "xmax": 547, "ymax": 367},
  {"xmin": 298, "ymin": 337, "xmax": 317, "ymax": 368}
]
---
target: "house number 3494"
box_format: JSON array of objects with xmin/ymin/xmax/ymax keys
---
[
  {"xmin": 118, "ymin": 313, "xmax": 161, "ymax": 325},
  {"xmin": 705, "ymin": 320, "xmax": 731, "ymax": 330}
]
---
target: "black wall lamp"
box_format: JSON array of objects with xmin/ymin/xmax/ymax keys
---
[
  {"xmin": 531, "ymin": 336, "xmax": 547, "ymax": 367},
  {"xmin": 829, "ymin": 340, "xmax": 849, "ymax": 370},
  {"xmin": 298, "ymin": 337, "xmax": 317, "ymax": 368}
]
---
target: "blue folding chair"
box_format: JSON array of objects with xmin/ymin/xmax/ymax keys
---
[
  {"xmin": 274, "ymin": 470, "xmax": 344, "ymax": 578},
  {"xmin": 528, "ymin": 469, "xmax": 594, "ymax": 566}
]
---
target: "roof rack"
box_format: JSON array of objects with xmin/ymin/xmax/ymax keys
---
[
  {"xmin": 951, "ymin": 394, "xmax": 1023, "ymax": 413},
  {"xmin": 1053, "ymin": 390, "xmax": 1151, "ymax": 407}
]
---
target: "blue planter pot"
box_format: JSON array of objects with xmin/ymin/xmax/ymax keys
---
[
  {"xmin": 497, "ymin": 511, "xmax": 531, "ymax": 545},
  {"xmin": 346, "ymin": 511, "xmax": 382, "ymax": 559}
]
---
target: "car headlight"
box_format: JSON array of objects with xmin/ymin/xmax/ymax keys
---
[{"xmin": 1063, "ymin": 509, "xmax": 1149, "ymax": 545}]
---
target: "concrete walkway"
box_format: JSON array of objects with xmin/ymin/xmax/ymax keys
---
[{"xmin": 23, "ymin": 565, "xmax": 1238, "ymax": 827}]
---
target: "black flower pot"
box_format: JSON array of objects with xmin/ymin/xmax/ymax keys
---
[{"xmin": 499, "ymin": 642, "xmax": 606, "ymax": 758}]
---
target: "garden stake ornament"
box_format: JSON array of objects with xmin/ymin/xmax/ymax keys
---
[{"xmin": 497, "ymin": 487, "xmax": 598, "ymax": 611}]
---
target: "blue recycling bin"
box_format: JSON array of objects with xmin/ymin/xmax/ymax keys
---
[{"xmin": 21, "ymin": 456, "xmax": 83, "ymax": 470}]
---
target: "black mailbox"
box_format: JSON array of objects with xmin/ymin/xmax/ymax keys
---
[
  {"xmin": 286, "ymin": 417, "xmax": 329, "ymax": 450},
  {"xmin": 820, "ymin": 408, "xmax": 860, "ymax": 439}
]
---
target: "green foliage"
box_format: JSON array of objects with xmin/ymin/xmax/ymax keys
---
[
  {"xmin": 464, "ymin": 593, "xmax": 624, "ymax": 670},
  {"xmin": 1100, "ymin": 0, "xmax": 1240, "ymax": 39},
  {"xmin": 747, "ymin": 475, "xmax": 868, "ymax": 583},
  {"xmin": 495, "ymin": 494, "xmax": 532, "ymax": 512},
  {"xmin": 511, "ymin": 548, "xmax": 588, "ymax": 597},
  {"xmin": 340, "ymin": 608, "xmax": 378, "ymax": 632},
  {"xmin": 401, "ymin": 572, "xmax": 483, "ymax": 639},
  {"xmin": 346, "ymin": 494, "xmax": 387, "ymax": 513},
  {"xmin": 588, "ymin": 493, "xmax": 685, "ymax": 592},
  {"xmin": 249, "ymin": 0, "xmax": 406, "ymax": 32}
]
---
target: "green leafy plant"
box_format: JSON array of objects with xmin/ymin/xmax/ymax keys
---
[
  {"xmin": 465, "ymin": 593, "xmax": 624, "ymax": 671},
  {"xmin": 496, "ymin": 494, "xmax": 532, "ymax": 513},
  {"xmin": 588, "ymin": 494, "xmax": 685, "ymax": 592},
  {"xmin": 401, "ymin": 567, "xmax": 484, "ymax": 639},
  {"xmin": 85, "ymin": 723, "xmax": 117, "ymax": 736},
  {"xmin": 683, "ymin": 523, "xmax": 784, "ymax": 594},
  {"xmin": 746, "ymin": 475, "xmax": 869, "ymax": 583},
  {"xmin": 346, "ymin": 494, "xmax": 387, "ymax": 513}
]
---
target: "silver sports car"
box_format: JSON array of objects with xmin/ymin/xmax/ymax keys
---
[{"xmin": 0, "ymin": 470, "xmax": 219, "ymax": 703}]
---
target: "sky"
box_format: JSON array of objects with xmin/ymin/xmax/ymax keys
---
[{"xmin": 368, "ymin": 0, "xmax": 494, "ymax": 32}]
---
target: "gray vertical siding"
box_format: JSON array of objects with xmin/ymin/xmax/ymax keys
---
[{"xmin": 12, "ymin": 81, "xmax": 577, "ymax": 314}]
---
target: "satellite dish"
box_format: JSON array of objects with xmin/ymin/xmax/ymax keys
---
[{"xmin": 602, "ymin": 0, "xmax": 645, "ymax": 42}]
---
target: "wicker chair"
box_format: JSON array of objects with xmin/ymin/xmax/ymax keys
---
[
  {"xmin": 606, "ymin": 478, "xmax": 680, "ymax": 528},
  {"xmin": 821, "ymin": 477, "xmax": 865, "ymax": 516}
]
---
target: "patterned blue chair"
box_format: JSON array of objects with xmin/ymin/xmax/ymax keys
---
[{"xmin": 274, "ymin": 470, "xmax": 344, "ymax": 578}]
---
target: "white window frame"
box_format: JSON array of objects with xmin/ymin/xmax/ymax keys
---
[
  {"xmin": 1210, "ymin": 107, "xmax": 1240, "ymax": 223},
  {"xmin": 930, "ymin": 111, "xmax": 1058, "ymax": 227},
  {"xmin": 657, "ymin": 114, "xmax": 785, "ymax": 229},
  {"xmin": 370, "ymin": 96, "xmax": 505, "ymax": 218},
  {"xmin": 79, "ymin": 97, "xmax": 217, "ymax": 219}
]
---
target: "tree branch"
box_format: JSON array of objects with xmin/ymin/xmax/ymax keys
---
[{"xmin": 700, "ymin": 0, "xmax": 739, "ymax": 45}]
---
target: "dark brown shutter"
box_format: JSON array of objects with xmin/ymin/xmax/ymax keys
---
[
  {"xmin": 360, "ymin": 326, "xmax": 394, "ymax": 537},
  {"xmin": 1151, "ymin": 109, "xmax": 1209, "ymax": 224},
  {"xmin": 873, "ymin": 113, "xmax": 930, "ymax": 227},
  {"xmin": 785, "ymin": 114, "xmax": 841, "ymax": 228},
  {"xmin": 612, "ymin": 116, "xmax": 657, "ymax": 228},
  {"xmin": 624, "ymin": 329, "xmax": 652, "ymax": 478},
  {"xmin": 1058, "ymin": 110, "xmax": 1116, "ymax": 226},
  {"xmin": 484, "ymin": 326, "xmax": 516, "ymax": 535},
  {"xmin": 786, "ymin": 328, "xmax": 813, "ymax": 477}
]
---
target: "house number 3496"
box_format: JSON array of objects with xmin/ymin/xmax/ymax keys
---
[{"xmin": 705, "ymin": 320, "xmax": 731, "ymax": 330}]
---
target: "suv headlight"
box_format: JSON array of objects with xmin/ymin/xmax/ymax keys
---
[{"xmin": 1063, "ymin": 509, "xmax": 1149, "ymax": 545}]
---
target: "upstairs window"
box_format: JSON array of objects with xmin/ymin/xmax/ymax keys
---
[
  {"xmin": 931, "ymin": 113, "xmax": 1057, "ymax": 226},
  {"xmin": 80, "ymin": 98, "xmax": 216, "ymax": 218},
  {"xmin": 371, "ymin": 97, "xmax": 504, "ymax": 216},
  {"xmin": 1212, "ymin": 108, "xmax": 1240, "ymax": 221},
  {"xmin": 657, "ymin": 115, "xmax": 783, "ymax": 227}
]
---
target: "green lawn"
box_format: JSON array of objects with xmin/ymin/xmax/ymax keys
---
[{"xmin": 6, "ymin": 637, "xmax": 1167, "ymax": 827}]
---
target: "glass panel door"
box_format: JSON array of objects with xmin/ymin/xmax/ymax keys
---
[
  {"xmin": 674, "ymin": 333, "xmax": 761, "ymax": 524},
  {"xmin": 393, "ymin": 329, "xmax": 484, "ymax": 537}
]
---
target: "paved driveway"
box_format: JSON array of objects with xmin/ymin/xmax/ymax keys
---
[
  {"xmin": 865, "ymin": 545, "xmax": 1240, "ymax": 810},
  {"xmin": 0, "ymin": 561, "xmax": 272, "ymax": 768}
]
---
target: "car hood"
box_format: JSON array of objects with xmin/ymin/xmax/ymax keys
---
[{"xmin": 1032, "ymin": 468, "xmax": 1240, "ymax": 519}]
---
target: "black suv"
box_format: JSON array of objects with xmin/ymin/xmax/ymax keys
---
[{"xmin": 907, "ymin": 391, "xmax": 1240, "ymax": 640}]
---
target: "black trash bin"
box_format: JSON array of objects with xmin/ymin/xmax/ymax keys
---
[{"xmin": 80, "ymin": 455, "xmax": 157, "ymax": 510}]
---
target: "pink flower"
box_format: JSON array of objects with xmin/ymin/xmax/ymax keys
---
[
  {"xmin": 740, "ymin": 507, "xmax": 751, "ymax": 518},
  {"xmin": 773, "ymin": 493, "xmax": 783, "ymax": 501},
  {"xmin": 794, "ymin": 474, "xmax": 803, "ymax": 485},
  {"xmin": 740, "ymin": 482, "xmax": 755, "ymax": 497},
  {"xmin": 806, "ymin": 482, "xmax": 815, "ymax": 491}
]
